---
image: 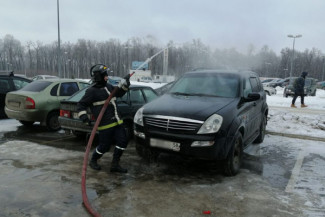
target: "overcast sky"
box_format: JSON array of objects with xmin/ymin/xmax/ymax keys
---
[{"xmin": 1, "ymin": 0, "xmax": 325, "ymax": 54}]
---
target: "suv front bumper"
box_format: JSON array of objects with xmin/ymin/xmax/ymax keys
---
[{"xmin": 134, "ymin": 125, "xmax": 231, "ymax": 161}]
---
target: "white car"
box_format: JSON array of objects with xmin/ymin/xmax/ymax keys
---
[
  {"xmin": 32, "ymin": 75, "xmax": 59, "ymax": 80},
  {"xmin": 138, "ymin": 76, "xmax": 153, "ymax": 82},
  {"xmin": 263, "ymin": 85, "xmax": 276, "ymax": 96}
]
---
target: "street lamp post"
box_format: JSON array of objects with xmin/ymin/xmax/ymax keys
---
[
  {"xmin": 322, "ymin": 56, "xmax": 325, "ymax": 81},
  {"xmin": 265, "ymin": 62, "xmax": 271, "ymax": 77},
  {"xmin": 283, "ymin": 68, "xmax": 288, "ymax": 78},
  {"xmin": 57, "ymin": 0, "xmax": 61, "ymax": 78},
  {"xmin": 287, "ymin": 34, "xmax": 302, "ymax": 78}
]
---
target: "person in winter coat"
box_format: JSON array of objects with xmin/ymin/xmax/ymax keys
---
[
  {"xmin": 77, "ymin": 64, "xmax": 130, "ymax": 173},
  {"xmin": 291, "ymin": 71, "xmax": 308, "ymax": 108}
]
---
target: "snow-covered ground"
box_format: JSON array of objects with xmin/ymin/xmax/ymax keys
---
[
  {"xmin": 266, "ymin": 87, "xmax": 325, "ymax": 138},
  {"xmin": 268, "ymin": 86, "xmax": 325, "ymax": 110}
]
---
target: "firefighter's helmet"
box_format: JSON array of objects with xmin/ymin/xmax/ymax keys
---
[{"xmin": 90, "ymin": 64, "xmax": 109, "ymax": 84}]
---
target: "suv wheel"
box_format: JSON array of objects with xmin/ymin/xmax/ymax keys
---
[
  {"xmin": 224, "ymin": 133, "xmax": 243, "ymax": 176},
  {"xmin": 253, "ymin": 115, "xmax": 266, "ymax": 143},
  {"xmin": 19, "ymin": 120, "xmax": 34, "ymax": 126},
  {"xmin": 46, "ymin": 111, "xmax": 61, "ymax": 131}
]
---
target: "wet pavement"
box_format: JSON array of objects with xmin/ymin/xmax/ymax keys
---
[{"xmin": 0, "ymin": 120, "xmax": 324, "ymax": 217}]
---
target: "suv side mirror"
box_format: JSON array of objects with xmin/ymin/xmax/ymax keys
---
[{"xmin": 244, "ymin": 93, "xmax": 260, "ymax": 102}]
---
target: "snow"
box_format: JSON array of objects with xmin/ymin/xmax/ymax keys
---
[
  {"xmin": 130, "ymin": 81, "xmax": 167, "ymax": 89},
  {"xmin": 0, "ymin": 119, "xmax": 19, "ymax": 132},
  {"xmin": 268, "ymin": 86, "xmax": 325, "ymax": 110},
  {"xmin": 266, "ymin": 87, "xmax": 325, "ymax": 139}
]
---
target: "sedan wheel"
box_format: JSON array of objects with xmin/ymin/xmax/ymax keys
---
[{"xmin": 46, "ymin": 112, "xmax": 61, "ymax": 131}]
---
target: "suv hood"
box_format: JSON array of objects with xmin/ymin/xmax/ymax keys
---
[{"xmin": 143, "ymin": 93, "xmax": 237, "ymax": 121}]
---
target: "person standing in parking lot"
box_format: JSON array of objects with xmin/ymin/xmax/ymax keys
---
[
  {"xmin": 77, "ymin": 64, "xmax": 130, "ymax": 173},
  {"xmin": 291, "ymin": 71, "xmax": 308, "ymax": 108}
]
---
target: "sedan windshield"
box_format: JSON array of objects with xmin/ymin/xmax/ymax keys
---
[{"xmin": 169, "ymin": 73, "xmax": 239, "ymax": 98}]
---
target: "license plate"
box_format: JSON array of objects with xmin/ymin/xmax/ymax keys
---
[
  {"xmin": 9, "ymin": 101, "xmax": 20, "ymax": 108},
  {"xmin": 73, "ymin": 112, "xmax": 79, "ymax": 119},
  {"xmin": 150, "ymin": 138, "xmax": 180, "ymax": 152}
]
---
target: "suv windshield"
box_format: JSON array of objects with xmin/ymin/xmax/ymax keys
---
[
  {"xmin": 169, "ymin": 73, "xmax": 239, "ymax": 98},
  {"xmin": 20, "ymin": 81, "xmax": 52, "ymax": 92}
]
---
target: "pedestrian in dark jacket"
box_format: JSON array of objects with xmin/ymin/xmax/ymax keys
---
[
  {"xmin": 77, "ymin": 64, "xmax": 130, "ymax": 173},
  {"xmin": 291, "ymin": 71, "xmax": 308, "ymax": 108}
]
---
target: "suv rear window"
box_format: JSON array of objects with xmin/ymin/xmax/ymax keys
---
[{"xmin": 21, "ymin": 81, "xmax": 52, "ymax": 92}]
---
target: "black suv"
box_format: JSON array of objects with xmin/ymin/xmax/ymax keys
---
[
  {"xmin": 134, "ymin": 70, "xmax": 268, "ymax": 176},
  {"xmin": 0, "ymin": 71, "xmax": 32, "ymax": 118}
]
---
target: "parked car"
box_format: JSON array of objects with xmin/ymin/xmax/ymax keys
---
[
  {"xmin": 263, "ymin": 78, "xmax": 282, "ymax": 87},
  {"xmin": 283, "ymin": 77, "xmax": 317, "ymax": 97},
  {"xmin": 32, "ymin": 75, "xmax": 60, "ymax": 80},
  {"xmin": 58, "ymin": 84, "xmax": 159, "ymax": 138},
  {"xmin": 5, "ymin": 79, "xmax": 90, "ymax": 130},
  {"xmin": 0, "ymin": 71, "xmax": 32, "ymax": 118},
  {"xmin": 278, "ymin": 77, "xmax": 291, "ymax": 87},
  {"xmin": 134, "ymin": 69, "xmax": 268, "ymax": 176},
  {"xmin": 266, "ymin": 78, "xmax": 287, "ymax": 88},
  {"xmin": 317, "ymin": 81, "xmax": 325, "ymax": 90},
  {"xmin": 108, "ymin": 76, "xmax": 123, "ymax": 85},
  {"xmin": 138, "ymin": 76, "xmax": 153, "ymax": 82},
  {"xmin": 263, "ymin": 85, "xmax": 276, "ymax": 96}
]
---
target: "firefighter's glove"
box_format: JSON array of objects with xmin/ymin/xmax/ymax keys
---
[
  {"xmin": 80, "ymin": 114, "xmax": 91, "ymax": 126},
  {"xmin": 118, "ymin": 77, "xmax": 130, "ymax": 91}
]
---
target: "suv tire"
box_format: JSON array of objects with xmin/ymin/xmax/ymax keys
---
[
  {"xmin": 224, "ymin": 132, "xmax": 243, "ymax": 176},
  {"xmin": 253, "ymin": 115, "xmax": 266, "ymax": 143}
]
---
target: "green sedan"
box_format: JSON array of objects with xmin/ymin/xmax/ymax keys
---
[{"xmin": 5, "ymin": 79, "xmax": 90, "ymax": 131}]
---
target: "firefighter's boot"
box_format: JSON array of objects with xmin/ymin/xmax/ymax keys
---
[
  {"xmin": 110, "ymin": 148, "xmax": 128, "ymax": 173},
  {"xmin": 301, "ymin": 104, "xmax": 308, "ymax": 108},
  {"xmin": 89, "ymin": 150, "xmax": 102, "ymax": 171},
  {"xmin": 291, "ymin": 104, "xmax": 297, "ymax": 108}
]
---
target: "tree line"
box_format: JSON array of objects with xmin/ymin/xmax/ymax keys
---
[{"xmin": 0, "ymin": 34, "xmax": 324, "ymax": 81}]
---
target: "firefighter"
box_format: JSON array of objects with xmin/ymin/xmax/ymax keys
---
[{"xmin": 77, "ymin": 64, "xmax": 130, "ymax": 173}]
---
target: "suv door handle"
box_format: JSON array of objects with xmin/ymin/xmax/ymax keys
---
[{"xmin": 253, "ymin": 102, "xmax": 257, "ymax": 106}]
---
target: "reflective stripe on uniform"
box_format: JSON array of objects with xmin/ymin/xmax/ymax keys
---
[
  {"xmin": 93, "ymin": 97, "xmax": 116, "ymax": 106},
  {"xmin": 96, "ymin": 148, "xmax": 103, "ymax": 155},
  {"xmin": 110, "ymin": 97, "xmax": 120, "ymax": 122},
  {"xmin": 115, "ymin": 146, "xmax": 126, "ymax": 150},
  {"xmin": 78, "ymin": 110, "xmax": 87, "ymax": 117},
  {"xmin": 97, "ymin": 120, "xmax": 123, "ymax": 130}
]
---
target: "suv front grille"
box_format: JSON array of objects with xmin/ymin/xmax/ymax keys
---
[{"xmin": 144, "ymin": 115, "xmax": 203, "ymax": 133}]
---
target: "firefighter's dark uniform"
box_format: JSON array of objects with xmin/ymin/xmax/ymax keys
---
[{"xmin": 77, "ymin": 65, "xmax": 130, "ymax": 173}]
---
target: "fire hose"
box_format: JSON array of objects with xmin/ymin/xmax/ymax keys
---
[{"xmin": 81, "ymin": 72, "xmax": 134, "ymax": 217}]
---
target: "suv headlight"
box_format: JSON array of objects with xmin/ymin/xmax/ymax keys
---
[
  {"xmin": 134, "ymin": 107, "xmax": 144, "ymax": 126},
  {"xmin": 198, "ymin": 114, "xmax": 223, "ymax": 134}
]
